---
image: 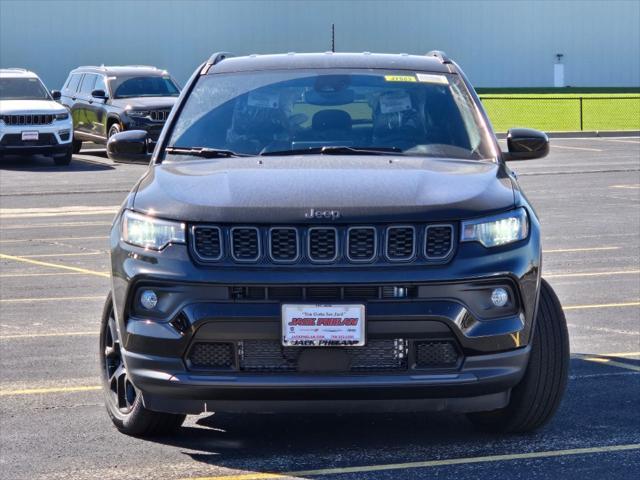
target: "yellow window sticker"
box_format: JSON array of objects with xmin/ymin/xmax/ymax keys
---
[
  {"xmin": 384, "ymin": 75, "xmax": 417, "ymax": 83},
  {"xmin": 416, "ymin": 73, "xmax": 449, "ymax": 85}
]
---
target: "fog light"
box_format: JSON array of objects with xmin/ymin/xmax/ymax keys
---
[
  {"xmin": 140, "ymin": 290, "xmax": 158, "ymax": 310},
  {"xmin": 491, "ymin": 288, "xmax": 509, "ymax": 307}
]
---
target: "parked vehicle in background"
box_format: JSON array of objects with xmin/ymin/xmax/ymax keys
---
[
  {"xmin": 102, "ymin": 51, "xmax": 570, "ymax": 437},
  {"xmin": 0, "ymin": 68, "xmax": 73, "ymax": 165},
  {"xmin": 60, "ymin": 65, "xmax": 180, "ymax": 160}
]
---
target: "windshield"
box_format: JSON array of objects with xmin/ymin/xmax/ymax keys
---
[
  {"xmin": 0, "ymin": 77, "xmax": 50, "ymax": 100},
  {"xmin": 166, "ymin": 69, "xmax": 495, "ymax": 160},
  {"xmin": 111, "ymin": 76, "xmax": 180, "ymax": 99}
]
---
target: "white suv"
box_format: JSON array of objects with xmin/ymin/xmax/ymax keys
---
[{"xmin": 0, "ymin": 69, "xmax": 74, "ymax": 165}]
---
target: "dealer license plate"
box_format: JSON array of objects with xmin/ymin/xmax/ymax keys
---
[
  {"xmin": 21, "ymin": 131, "xmax": 39, "ymax": 141},
  {"xmin": 282, "ymin": 304, "xmax": 365, "ymax": 347}
]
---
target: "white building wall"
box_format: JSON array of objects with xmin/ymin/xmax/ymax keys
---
[{"xmin": 1, "ymin": 0, "xmax": 638, "ymax": 90}]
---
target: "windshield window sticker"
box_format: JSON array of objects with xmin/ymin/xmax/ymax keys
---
[
  {"xmin": 247, "ymin": 90, "xmax": 280, "ymax": 109},
  {"xmin": 384, "ymin": 75, "xmax": 417, "ymax": 83},
  {"xmin": 379, "ymin": 91, "xmax": 413, "ymax": 114},
  {"xmin": 416, "ymin": 73, "xmax": 449, "ymax": 85}
]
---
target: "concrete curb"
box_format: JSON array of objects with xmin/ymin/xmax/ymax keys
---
[{"xmin": 496, "ymin": 131, "xmax": 639, "ymax": 139}]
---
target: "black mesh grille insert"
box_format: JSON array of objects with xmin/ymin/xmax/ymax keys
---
[
  {"xmin": 308, "ymin": 228, "xmax": 337, "ymax": 262},
  {"xmin": 414, "ymin": 341, "xmax": 459, "ymax": 368},
  {"xmin": 193, "ymin": 227, "xmax": 222, "ymax": 260},
  {"xmin": 231, "ymin": 228, "xmax": 260, "ymax": 261},
  {"xmin": 425, "ymin": 226, "xmax": 453, "ymax": 259},
  {"xmin": 188, "ymin": 342, "xmax": 235, "ymax": 369},
  {"xmin": 386, "ymin": 227, "xmax": 415, "ymax": 260},
  {"xmin": 0, "ymin": 133, "xmax": 57, "ymax": 146},
  {"xmin": 269, "ymin": 228, "xmax": 298, "ymax": 261},
  {"xmin": 239, "ymin": 339, "xmax": 407, "ymax": 372},
  {"xmin": 347, "ymin": 227, "xmax": 376, "ymax": 261}
]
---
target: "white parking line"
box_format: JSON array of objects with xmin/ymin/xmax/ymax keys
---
[{"xmin": 0, "ymin": 205, "xmax": 119, "ymax": 219}]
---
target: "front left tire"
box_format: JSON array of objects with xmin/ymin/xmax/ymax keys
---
[
  {"xmin": 467, "ymin": 278, "xmax": 570, "ymax": 433},
  {"xmin": 100, "ymin": 292, "xmax": 186, "ymax": 436}
]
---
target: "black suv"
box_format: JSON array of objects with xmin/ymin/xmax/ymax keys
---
[
  {"xmin": 103, "ymin": 52, "xmax": 569, "ymax": 436},
  {"xmin": 60, "ymin": 65, "xmax": 180, "ymax": 158}
]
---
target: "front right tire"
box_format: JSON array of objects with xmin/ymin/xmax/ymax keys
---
[
  {"xmin": 100, "ymin": 292, "xmax": 185, "ymax": 436},
  {"xmin": 467, "ymin": 278, "xmax": 570, "ymax": 433}
]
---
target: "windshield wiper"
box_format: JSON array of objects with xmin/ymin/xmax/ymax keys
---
[
  {"xmin": 165, "ymin": 146, "xmax": 250, "ymax": 158},
  {"xmin": 260, "ymin": 146, "xmax": 404, "ymax": 156}
]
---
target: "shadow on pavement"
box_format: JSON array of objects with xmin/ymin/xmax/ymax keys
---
[{"xmin": 138, "ymin": 355, "xmax": 640, "ymax": 476}]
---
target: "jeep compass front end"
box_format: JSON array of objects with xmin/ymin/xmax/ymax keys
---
[{"xmin": 102, "ymin": 52, "xmax": 569, "ymax": 436}]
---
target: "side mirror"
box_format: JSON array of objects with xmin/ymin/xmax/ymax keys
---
[
  {"xmin": 107, "ymin": 130, "xmax": 151, "ymax": 163},
  {"xmin": 504, "ymin": 128, "xmax": 549, "ymax": 161},
  {"xmin": 51, "ymin": 90, "xmax": 61, "ymax": 101},
  {"xmin": 91, "ymin": 89, "xmax": 108, "ymax": 100}
]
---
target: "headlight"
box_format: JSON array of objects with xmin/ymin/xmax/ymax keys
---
[
  {"xmin": 461, "ymin": 208, "xmax": 529, "ymax": 248},
  {"xmin": 55, "ymin": 112, "xmax": 69, "ymax": 120},
  {"xmin": 121, "ymin": 210, "xmax": 185, "ymax": 250},
  {"xmin": 127, "ymin": 110, "xmax": 150, "ymax": 118}
]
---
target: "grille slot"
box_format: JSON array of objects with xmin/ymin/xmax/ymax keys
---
[
  {"xmin": 414, "ymin": 340, "xmax": 459, "ymax": 368},
  {"xmin": 0, "ymin": 114, "xmax": 54, "ymax": 125},
  {"xmin": 231, "ymin": 227, "xmax": 260, "ymax": 262},
  {"xmin": 425, "ymin": 225, "xmax": 453, "ymax": 259},
  {"xmin": 187, "ymin": 342, "xmax": 235, "ymax": 370},
  {"xmin": 343, "ymin": 286, "xmax": 379, "ymax": 300},
  {"xmin": 306, "ymin": 286, "xmax": 341, "ymax": 299},
  {"xmin": 308, "ymin": 227, "xmax": 338, "ymax": 262},
  {"xmin": 192, "ymin": 226, "xmax": 222, "ymax": 260},
  {"xmin": 347, "ymin": 227, "xmax": 377, "ymax": 261},
  {"xmin": 269, "ymin": 228, "xmax": 299, "ymax": 262},
  {"xmin": 386, "ymin": 226, "xmax": 416, "ymax": 261}
]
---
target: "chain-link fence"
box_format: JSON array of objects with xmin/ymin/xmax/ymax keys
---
[{"xmin": 480, "ymin": 96, "xmax": 640, "ymax": 133}]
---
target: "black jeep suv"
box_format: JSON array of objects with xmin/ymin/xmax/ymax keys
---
[
  {"xmin": 60, "ymin": 65, "xmax": 180, "ymax": 159},
  {"xmin": 103, "ymin": 51, "xmax": 569, "ymax": 436}
]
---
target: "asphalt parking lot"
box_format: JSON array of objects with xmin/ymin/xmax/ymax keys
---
[{"xmin": 0, "ymin": 137, "xmax": 639, "ymax": 480}]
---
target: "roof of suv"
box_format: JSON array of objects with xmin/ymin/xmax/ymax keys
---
[
  {"xmin": 70, "ymin": 65, "xmax": 167, "ymax": 76},
  {"xmin": 209, "ymin": 52, "xmax": 454, "ymax": 74},
  {"xmin": 0, "ymin": 68, "xmax": 39, "ymax": 78}
]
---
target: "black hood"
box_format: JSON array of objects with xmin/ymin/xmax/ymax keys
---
[
  {"xmin": 110, "ymin": 97, "xmax": 177, "ymax": 110},
  {"xmin": 133, "ymin": 156, "xmax": 515, "ymax": 223}
]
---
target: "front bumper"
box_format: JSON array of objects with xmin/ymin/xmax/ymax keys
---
[
  {"xmin": 0, "ymin": 119, "xmax": 73, "ymax": 155},
  {"xmin": 109, "ymin": 217, "xmax": 541, "ymax": 415}
]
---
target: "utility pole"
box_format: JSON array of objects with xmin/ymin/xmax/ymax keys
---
[{"xmin": 331, "ymin": 24, "xmax": 335, "ymax": 52}]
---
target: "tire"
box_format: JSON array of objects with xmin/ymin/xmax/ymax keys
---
[
  {"xmin": 72, "ymin": 139, "xmax": 82, "ymax": 154},
  {"xmin": 100, "ymin": 292, "xmax": 185, "ymax": 436},
  {"xmin": 53, "ymin": 146, "xmax": 73, "ymax": 166},
  {"xmin": 108, "ymin": 123, "xmax": 121, "ymax": 138},
  {"xmin": 107, "ymin": 123, "xmax": 123, "ymax": 162},
  {"xmin": 467, "ymin": 278, "xmax": 570, "ymax": 433}
]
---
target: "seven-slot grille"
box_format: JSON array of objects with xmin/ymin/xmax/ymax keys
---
[
  {"xmin": 308, "ymin": 227, "xmax": 338, "ymax": 262},
  {"xmin": 150, "ymin": 110, "xmax": 170, "ymax": 122},
  {"xmin": 269, "ymin": 228, "xmax": 298, "ymax": 262},
  {"xmin": 231, "ymin": 227, "xmax": 260, "ymax": 261},
  {"xmin": 191, "ymin": 224, "xmax": 454, "ymax": 264},
  {"xmin": 0, "ymin": 114, "xmax": 55, "ymax": 125}
]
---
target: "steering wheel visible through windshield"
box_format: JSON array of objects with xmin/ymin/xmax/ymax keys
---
[{"xmin": 166, "ymin": 69, "xmax": 495, "ymax": 160}]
